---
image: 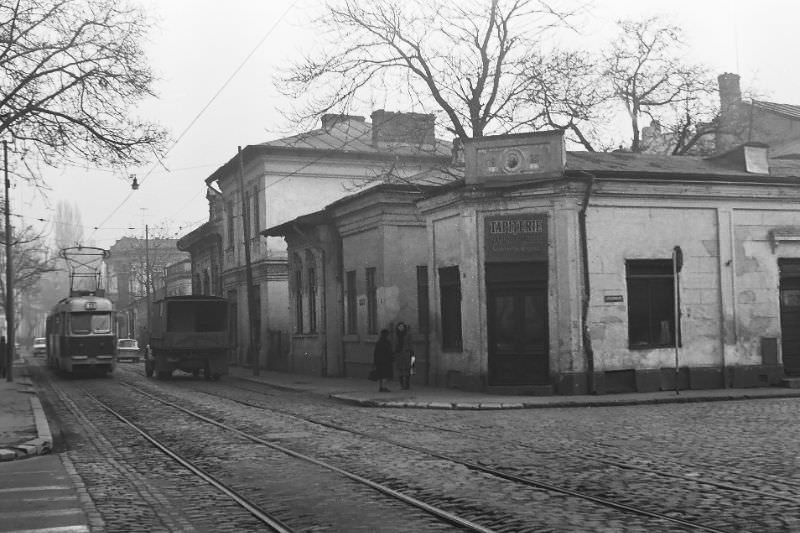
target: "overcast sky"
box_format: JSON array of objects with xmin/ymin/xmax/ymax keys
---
[{"xmin": 16, "ymin": 0, "xmax": 800, "ymax": 250}]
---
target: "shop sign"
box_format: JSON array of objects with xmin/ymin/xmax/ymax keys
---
[{"xmin": 485, "ymin": 214, "xmax": 548, "ymax": 262}]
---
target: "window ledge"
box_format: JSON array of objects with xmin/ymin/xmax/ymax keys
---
[{"xmin": 629, "ymin": 344, "xmax": 681, "ymax": 351}]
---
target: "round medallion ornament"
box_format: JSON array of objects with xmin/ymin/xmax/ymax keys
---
[{"xmin": 501, "ymin": 148, "xmax": 524, "ymax": 173}]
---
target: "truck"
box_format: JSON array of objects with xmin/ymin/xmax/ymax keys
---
[{"xmin": 145, "ymin": 295, "xmax": 230, "ymax": 380}]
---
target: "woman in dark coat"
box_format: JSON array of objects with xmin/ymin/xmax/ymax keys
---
[{"xmin": 373, "ymin": 329, "xmax": 393, "ymax": 392}]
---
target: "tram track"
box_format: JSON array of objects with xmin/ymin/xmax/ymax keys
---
[
  {"xmin": 102, "ymin": 382, "xmax": 496, "ymax": 533},
  {"xmin": 118, "ymin": 374, "xmax": 745, "ymax": 533},
  {"xmin": 41, "ymin": 369, "xmax": 496, "ymax": 532},
  {"xmin": 215, "ymin": 373, "xmax": 800, "ymax": 502}
]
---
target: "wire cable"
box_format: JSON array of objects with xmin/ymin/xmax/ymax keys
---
[{"xmin": 89, "ymin": 1, "xmax": 299, "ymax": 239}]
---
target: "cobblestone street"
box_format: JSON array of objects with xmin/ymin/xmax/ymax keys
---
[{"xmin": 30, "ymin": 362, "xmax": 800, "ymax": 532}]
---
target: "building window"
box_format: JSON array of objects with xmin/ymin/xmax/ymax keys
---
[
  {"xmin": 226, "ymin": 201, "xmax": 235, "ymax": 249},
  {"xmin": 308, "ymin": 267, "xmax": 317, "ymax": 333},
  {"xmin": 366, "ymin": 267, "xmax": 377, "ymax": 334},
  {"xmin": 626, "ymin": 259, "xmax": 678, "ymax": 349},
  {"xmin": 417, "ymin": 265, "xmax": 429, "ymax": 333},
  {"xmin": 346, "ymin": 270, "xmax": 357, "ymax": 334},
  {"xmin": 439, "ymin": 266, "xmax": 462, "ymax": 351},
  {"xmin": 295, "ymin": 269, "xmax": 304, "ymax": 333}
]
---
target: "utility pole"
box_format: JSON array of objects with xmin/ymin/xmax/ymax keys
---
[
  {"xmin": 3, "ymin": 139, "xmax": 12, "ymax": 382},
  {"xmin": 673, "ymin": 246, "xmax": 683, "ymax": 395},
  {"xmin": 237, "ymin": 146, "xmax": 259, "ymax": 376},
  {"xmin": 144, "ymin": 224, "xmax": 152, "ymax": 343}
]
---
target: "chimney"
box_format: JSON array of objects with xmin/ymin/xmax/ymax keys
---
[
  {"xmin": 321, "ymin": 114, "xmax": 365, "ymax": 131},
  {"xmin": 370, "ymin": 110, "xmax": 436, "ymax": 150},
  {"xmin": 718, "ymin": 73, "xmax": 742, "ymax": 111},
  {"xmin": 451, "ymin": 137, "xmax": 465, "ymax": 166},
  {"xmin": 715, "ymin": 73, "xmax": 743, "ymax": 153}
]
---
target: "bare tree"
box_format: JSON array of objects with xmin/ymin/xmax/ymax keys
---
[
  {"xmin": 279, "ymin": 0, "xmax": 578, "ymax": 140},
  {"xmin": 603, "ymin": 17, "xmax": 717, "ymax": 153},
  {"xmin": 53, "ymin": 200, "xmax": 84, "ymax": 249},
  {"xmin": 526, "ymin": 50, "xmax": 615, "ymax": 151},
  {"xmin": 0, "ymin": 224, "xmax": 59, "ymax": 342},
  {"xmin": 0, "ymin": 0, "xmax": 167, "ymax": 173}
]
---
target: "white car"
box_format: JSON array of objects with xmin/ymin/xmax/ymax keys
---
[
  {"xmin": 117, "ymin": 338, "xmax": 141, "ymax": 363},
  {"xmin": 33, "ymin": 337, "xmax": 47, "ymax": 357}
]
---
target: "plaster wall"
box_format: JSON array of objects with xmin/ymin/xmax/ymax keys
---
[
  {"xmin": 587, "ymin": 205, "xmax": 722, "ymax": 370},
  {"xmin": 430, "ymin": 211, "xmax": 484, "ymax": 386},
  {"xmin": 381, "ymin": 225, "xmax": 427, "ymax": 328},
  {"xmin": 341, "ymin": 228, "xmax": 382, "ymax": 372}
]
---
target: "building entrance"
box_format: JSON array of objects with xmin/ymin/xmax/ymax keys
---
[
  {"xmin": 779, "ymin": 259, "xmax": 800, "ymax": 375},
  {"xmin": 486, "ymin": 263, "xmax": 548, "ymax": 386}
]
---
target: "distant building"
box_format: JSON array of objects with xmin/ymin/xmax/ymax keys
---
[
  {"xmin": 177, "ymin": 187, "xmax": 224, "ymax": 297},
  {"xmin": 165, "ymin": 259, "xmax": 192, "ymax": 296},
  {"xmin": 107, "ymin": 236, "xmax": 189, "ymax": 339},
  {"xmin": 639, "ymin": 73, "xmax": 800, "ymax": 158},
  {"xmin": 180, "ymin": 111, "xmax": 451, "ymax": 370},
  {"xmin": 715, "ymin": 72, "xmax": 800, "ymax": 157}
]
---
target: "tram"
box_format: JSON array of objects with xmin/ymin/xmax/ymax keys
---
[
  {"xmin": 46, "ymin": 246, "xmax": 117, "ymax": 375},
  {"xmin": 46, "ymin": 293, "xmax": 117, "ymax": 374}
]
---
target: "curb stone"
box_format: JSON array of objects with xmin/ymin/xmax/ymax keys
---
[{"xmin": 0, "ymin": 395, "xmax": 54, "ymax": 461}]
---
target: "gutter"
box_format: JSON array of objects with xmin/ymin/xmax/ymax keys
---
[{"xmin": 576, "ymin": 171, "xmax": 596, "ymax": 394}]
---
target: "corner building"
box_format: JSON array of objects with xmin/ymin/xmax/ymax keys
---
[{"xmin": 269, "ymin": 130, "xmax": 800, "ymax": 395}]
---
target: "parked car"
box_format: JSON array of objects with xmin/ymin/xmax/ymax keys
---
[
  {"xmin": 117, "ymin": 338, "xmax": 141, "ymax": 363},
  {"xmin": 33, "ymin": 337, "xmax": 47, "ymax": 357}
]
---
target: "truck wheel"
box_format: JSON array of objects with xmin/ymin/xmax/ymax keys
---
[{"xmin": 212, "ymin": 373, "xmax": 221, "ymax": 381}]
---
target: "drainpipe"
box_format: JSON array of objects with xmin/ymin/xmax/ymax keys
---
[
  {"xmin": 319, "ymin": 248, "xmax": 327, "ymax": 377},
  {"xmin": 577, "ymin": 171, "xmax": 596, "ymax": 394}
]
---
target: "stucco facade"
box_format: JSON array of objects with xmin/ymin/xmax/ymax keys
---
[{"xmin": 269, "ymin": 130, "xmax": 800, "ymax": 395}]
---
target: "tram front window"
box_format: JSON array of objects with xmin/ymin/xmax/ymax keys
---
[{"xmin": 71, "ymin": 313, "xmax": 112, "ymax": 335}]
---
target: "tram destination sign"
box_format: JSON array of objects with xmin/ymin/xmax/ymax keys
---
[{"xmin": 485, "ymin": 214, "xmax": 548, "ymax": 262}]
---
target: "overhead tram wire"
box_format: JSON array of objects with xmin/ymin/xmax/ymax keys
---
[{"xmin": 88, "ymin": 1, "xmax": 299, "ymax": 240}]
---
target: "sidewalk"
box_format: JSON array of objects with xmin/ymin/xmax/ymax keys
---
[
  {"xmin": 0, "ymin": 359, "xmax": 52, "ymax": 461},
  {"xmin": 227, "ymin": 365, "xmax": 800, "ymax": 410}
]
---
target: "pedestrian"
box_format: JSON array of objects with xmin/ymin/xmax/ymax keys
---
[
  {"xmin": 395, "ymin": 322, "xmax": 415, "ymax": 390},
  {"xmin": 373, "ymin": 328, "xmax": 393, "ymax": 392}
]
